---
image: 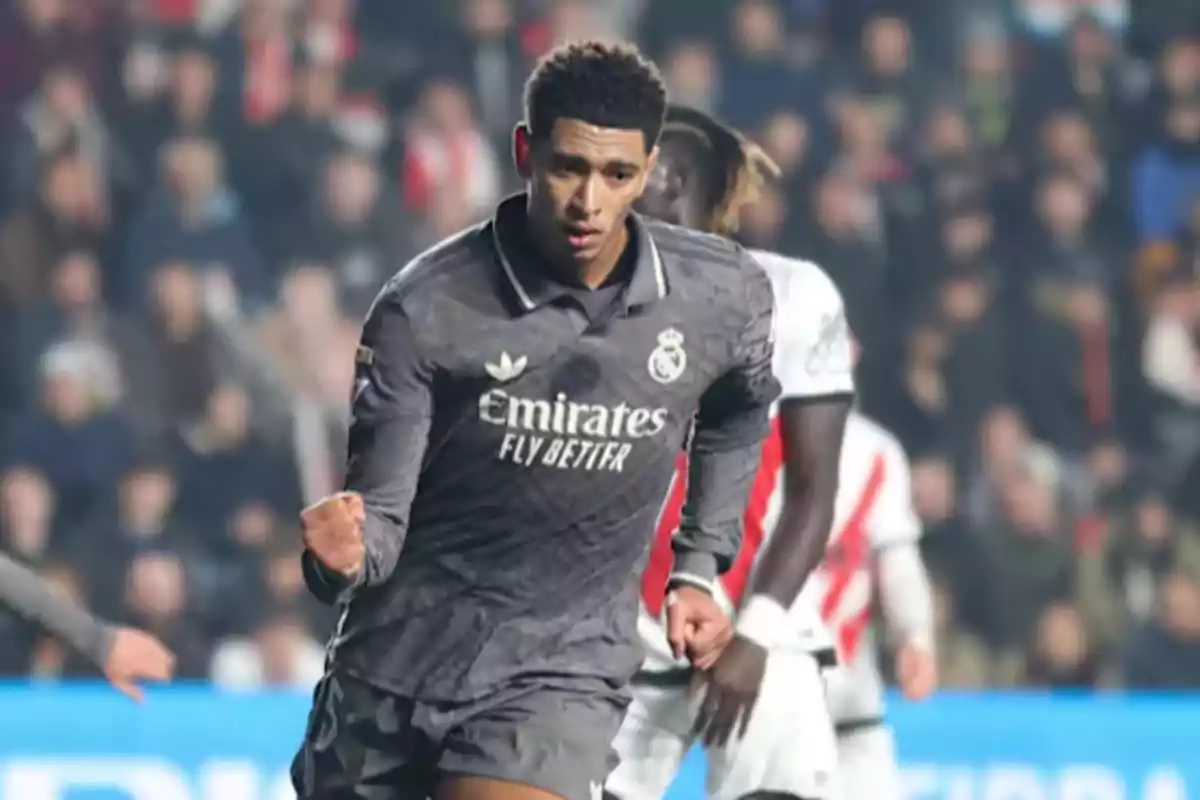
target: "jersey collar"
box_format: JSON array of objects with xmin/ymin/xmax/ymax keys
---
[{"xmin": 490, "ymin": 194, "xmax": 668, "ymax": 314}]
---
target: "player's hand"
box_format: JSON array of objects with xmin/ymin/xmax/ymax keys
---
[
  {"xmin": 690, "ymin": 635, "xmax": 767, "ymax": 747},
  {"xmin": 895, "ymin": 640, "xmax": 937, "ymax": 701},
  {"xmin": 301, "ymin": 491, "xmax": 366, "ymax": 579},
  {"xmin": 104, "ymin": 628, "xmax": 176, "ymax": 703},
  {"xmin": 665, "ymin": 586, "xmax": 732, "ymax": 667}
]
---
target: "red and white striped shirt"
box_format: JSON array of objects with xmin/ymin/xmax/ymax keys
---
[{"xmin": 639, "ymin": 253, "xmax": 918, "ymax": 707}]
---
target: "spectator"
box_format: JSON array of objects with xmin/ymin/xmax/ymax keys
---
[
  {"xmin": 210, "ymin": 607, "xmax": 324, "ymax": 690},
  {"xmin": 4, "ymin": 342, "xmax": 133, "ymax": 526},
  {"xmin": 438, "ymin": 0, "xmax": 529, "ymax": 142},
  {"xmin": 1025, "ymin": 602, "xmax": 1103, "ymax": 687},
  {"xmin": 5, "ymin": 62, "xmax": 133, "ymax": 211},
  {"xmin": 720, "ymin": 0, "xmax": 804, "ymax": 128},
  {"xmin": 1078, "ymin": 491, "xmax": 1200, "ymax": 654},
  {"xmin": 140, "ymin": 260, "xmax": 234, "ymax": 434},
  {"xmin": 979, "ymin": 455, "xmax": 1077, "ymax": 648},
  {"xmin": 661, "ymin": 39, "xmax": 719, "ymax": 117},
  {"xmin": 401, "ymin": 77, "xmax": 501, "ymax": 222},
  {"xmin": 122, "ymin": 136, "xmax": 267, "ymax": 308},
  {"xmin": 174, "ymin": 384, "xmax": 299, "ymax": 539},
  {"xmin": 209, "ymin": 0, "xmax": 296, "ymax": 128},
  {"xmin": 930, "ymin": 579, "xmax": 995, "ymax": 688},
  {"xmin": 1123, "ymin": 570, "xmax": 1200, "ymax": 687},
  {"xmin": 0, "ymin": 151, "xmax": 108, "ymax": 315},
  {"xmin": 959, "ymin": 18, "xmax": 1017, "ymax": 159},
  {"xmin": 122, "ymin": 39, "xmax": 230, "ymax": 183},
  {"xmin": 11, "ymin": 250, "xmax": 153, "ymax": 428},
  {"xmin": 299, "ymin": 149, "xmax": 408, "ymax": 315},
  {"xmin": 121, "ymin": 548, "xmax": 209, "ymax": 678},
  {"xmin": 1132, "ymin": 100, "xmax": 1200, "ymax": 244},
  {"xmin": 849, "ymin": 13, "xmax": 929, "ymax": 153}
]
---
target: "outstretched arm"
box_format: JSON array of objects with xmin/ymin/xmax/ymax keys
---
[
  {"xmin": 0, "ymin": 553, "xmax": 114, "ymax": 665},
  {"xmin": 874, "ymin": 449, "xmax": 937, "ymax": 699},
  {"xmin": 0, "ymin": 554, "xmax": 175, "ymax": 700}
]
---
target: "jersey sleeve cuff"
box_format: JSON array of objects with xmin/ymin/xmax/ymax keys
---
[
  {"xmin": 302, "ymin": 550, "xmax": 361, "ymax": 605},
  {"xmin": 669, "ymin": 550, "xmax": 719, "ymax": 585}
]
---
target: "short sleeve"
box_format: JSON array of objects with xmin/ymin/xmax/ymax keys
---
[
  {"xmin": 769, "ymin": 259, "xmax": 856, "ymax": 400},
  {"xmin": 725, "ymin": 249, "xmax": 783, "ymax": 412}
]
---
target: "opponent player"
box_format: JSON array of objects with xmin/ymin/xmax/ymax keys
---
[
  {"xmin": 610, "ymin": 106, "xmax": 938, "ymax": 800},
  {"xmin": 0, "ymin": 552, "xmax": 175, "ymax": 701},
  {"xmin": 293, "ymin": 43, "xmax": 782, "ymax": 800},
  {"xmin": 607, "ymin": 107, "xmax": 855, "ymax": 800}
]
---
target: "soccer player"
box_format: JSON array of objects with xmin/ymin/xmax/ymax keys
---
[
  {"xmin": 292, "ymin": 43, "xmax": 781, "ymax": 800},
  {"xmin": 809, "ymin": 405, "xmax": 938, "ymax": 800},
  {"xmin": 607, "ymin": 106, "xmax": 855, "ymax": 800},
  {"xmin": 609, "ymin": 106, "xmax": 937, "ymax": 800},
  {"xmin": 0, "ymin": 553, "xmax": 176, "ymax": 701}
]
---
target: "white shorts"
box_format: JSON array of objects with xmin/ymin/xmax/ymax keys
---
[
  {"xmin": 608, "ymin": 648, "xmax": 841, "ymax": 800},
  {"xmin": 835, "ymin": 724, "xmax": 900, "ymax": 800}
]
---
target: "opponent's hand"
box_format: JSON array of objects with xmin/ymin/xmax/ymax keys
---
[
  {"xmin": 691, "ymin": 635, "xmax": 767, "ymax": 747},
  {"xmin": 665, "ymin": 585, "xmax": 732, "ymax": 667},
  {"xmin": 301, "ymin": 492, "xmax": 366, "ymax": 579},
  {"xmin": 104, "ymin": 628, "xmax": 176, "ymax": 703},
  {"xmin": 895, "ymin": 640, "xmax": 937, "ymax": 701}
]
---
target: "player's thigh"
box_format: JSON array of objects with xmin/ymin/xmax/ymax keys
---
[
  {"xmin": 292, "ymin": 673, "xmax": 435, "ymax": 800},
  {"xmin": 606, "ymin": 678, "xmax": 695, "ymax": 800},
  {"xmin": 836, "ymin": 725, "xmax": 900, "ymax": 800},
  {"xmin": 707, "ymin": 650, "xmax": 841, "ymax": 800},
  {"xmin": 439, "ymin": 681, "xmax": 629, "ymax": 800}
]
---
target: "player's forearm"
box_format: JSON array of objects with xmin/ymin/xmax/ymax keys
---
[
  {"xmin": 877, "ymin": 544, "xmax": 935, "ymax": 651},
  {"xmin": 744, "ymin": 399, "xmax": 850, "ymax": 608},
  {"xmin": 672, "ymin": 408, "xmax": 770, "ymax": 586},
  {"xmin": 339, "ymin": 295, "xmax": 434, "ymax": 591},
  {"xmin": 0, "ymin": 553, "xmax": 115, "ymax": 667}
]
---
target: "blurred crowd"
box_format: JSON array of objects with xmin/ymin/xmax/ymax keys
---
[{"xmin": 2, "ymin": 0, "xmax": 1200, "ymax": 692}]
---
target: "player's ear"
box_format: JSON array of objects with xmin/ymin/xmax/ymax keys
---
[
  {"xmin": 513, "ymin": 123, "xmax": 533, "ymax": 179},
  {"xmin": 636, "ymin": 145, "xmax": 660, "ymax": 196}
]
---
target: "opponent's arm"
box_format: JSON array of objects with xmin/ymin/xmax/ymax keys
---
[
  {"xmin": 0, "ymin": 554, "xmax": 175, "ymax": 701},
  {"xmin": 303, "ymin": 291, "xmax": 433, "ymax": 603},
  {"xmin": 0, "ymin": 552, "xmax": 114, "ymax": 665},
  {"xmin": 878, "ymin": 544, "xmax": 935, "ymax": 651},
  {"xmin": 692, "ymin": 261, "xmax": 852, "ymax": 747},
  {"xmin": 741, "ymin": 398, "xmax": 849, "ymax": 621},
  {"xmin": 873, "ymin": 448, "xmax": 937, "ymax": 699},
  {"xmin": 735, "ymin": 268, "xmax": 854, "ymax": 644},
  {"xmin": 670, "ymin": 253, "xmax": 781, "ymax": 591}
]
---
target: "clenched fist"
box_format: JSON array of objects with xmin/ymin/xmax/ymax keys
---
[{"xmin": 301, "ymin": 491, "xmax": 366, "ymax": 579}]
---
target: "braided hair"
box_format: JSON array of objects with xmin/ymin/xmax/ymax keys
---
[{"xmin": 660, "ymin": 105, "xmax": 781, "ymax": 235}]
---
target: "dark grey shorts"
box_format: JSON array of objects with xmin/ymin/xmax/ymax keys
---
[{"xmin": 292, "ymin": 672, "xmax": 629, "ymax": 800}]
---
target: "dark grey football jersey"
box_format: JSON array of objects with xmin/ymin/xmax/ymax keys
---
[{"xmin": 312, "ymin": 195, "xmax": 780, "ymax": 701}]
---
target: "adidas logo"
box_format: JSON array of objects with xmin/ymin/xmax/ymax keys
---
[{"xmin": 485, "ymin": 351, "xmax": 527, "ymax": 382}]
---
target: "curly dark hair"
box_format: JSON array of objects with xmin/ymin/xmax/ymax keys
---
[
  {"xmin": 660, "ymin": 105, "xmax": 780, "ymax": 235},
  {"xmin": 523, "ymin": 40, "xmax": 667, "ymax": 153}
]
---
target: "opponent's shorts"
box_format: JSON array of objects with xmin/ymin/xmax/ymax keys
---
[
  {"xmin": 607, "ymin": 648, "xmax": 841, "ymax": 800},
  {"xmin": 292, "ymin": 671, "xmax": 628, "ymax": 800},
  {"xmin": 835, "ymin": 722, "xmax": 900, "ymax": 800}
]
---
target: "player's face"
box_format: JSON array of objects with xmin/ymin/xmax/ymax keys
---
[
  {"xmin": 523, "ymin": 118, "xmax": 657, "ymax": 267},
  {"xmin": 636, "ymin": 146, "xmax": 707, "ymax": 231}
]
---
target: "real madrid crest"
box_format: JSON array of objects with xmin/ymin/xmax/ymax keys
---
[{"xmin": 648, "ymin": 328, "xmax": 687, "ymax": 384}]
